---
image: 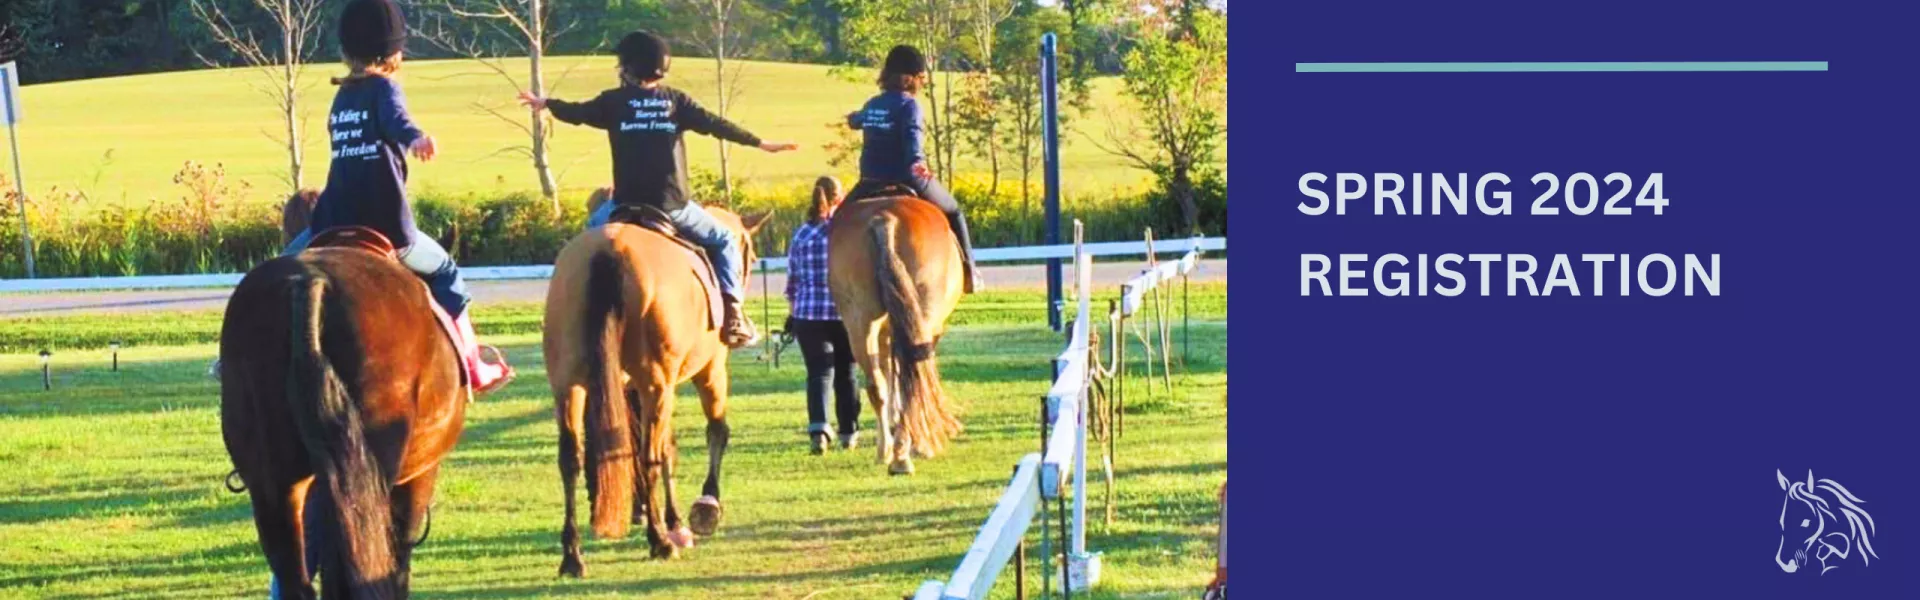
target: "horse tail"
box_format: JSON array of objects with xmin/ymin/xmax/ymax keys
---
[
  {"xmin": 582, "ymin": 249, "xmax": 637, "ymax": 539},
  {"xmin": 868, "ymin": 213, "xmax": 961, "ymax": 457},
  {"xmin": 285, "ymin": 272, "xmax": 399, "ymax": 599}
]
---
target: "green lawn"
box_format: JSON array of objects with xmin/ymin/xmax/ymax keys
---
[
  {"xmin": 0, "ymin": 287, "xmax": 1225, "ymax": 599},
  {"xmin": 0, "ymin": 56, "xmax": 1189, "ymax": 209}
]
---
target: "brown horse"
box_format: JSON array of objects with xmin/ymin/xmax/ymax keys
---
[
  {"xmin": 544, "ymin": 194, "xmax": 768, "ymax": 575},
  {"xmin": 827, "ymin": 192, "xmax": 964, "ymax": 475},
  {"xmin": 221, "ymin": 221, "xmax": 468, "ymax": 598}
]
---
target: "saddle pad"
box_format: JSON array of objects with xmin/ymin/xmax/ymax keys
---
[
  {"xmin": 680, "ymin": 243, "xmax": 723, "ymax": 332},
  {"xmin": 421, "ymin": 286, "xmax": 471, "ymax": 395}
]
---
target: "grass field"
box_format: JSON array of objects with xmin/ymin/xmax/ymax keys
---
[
  {"xmin": 0, "ymin": 285, "xmax": 1226, "ymax": 599},
  {"xmin": 1, "ymin": 56, "xmax": 1195, "ymax": 209}
]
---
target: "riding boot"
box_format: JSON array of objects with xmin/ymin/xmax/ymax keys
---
[
  {"xmin": 947, "ymin": 212, "xmax": 981, "ymax": 293},
  {"xmin": 454, "ymin": 312, "xmax": 515, "ymax": 394},
  {"xmin": 721, "ymin": 296, "xmax": 760, "ymax": 349}
]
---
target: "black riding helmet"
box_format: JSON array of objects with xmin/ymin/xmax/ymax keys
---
[
  {"xmin": 339, "ymin": 0, "xmax": 407, "ymax": 62},
  {"xmin": 883, "ymin": 45, "xmax": 928, "ymax": 77},
  {"xmin": 618, "ymin": 31, "xmax": 671, "ymax": 82}
]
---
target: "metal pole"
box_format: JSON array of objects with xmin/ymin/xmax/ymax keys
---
[
  {"xmin": 1040, "ymin": 396, "xmax": 1053, "ymax": 599},
  {"xmin": 762, "ymin": 261, "xmax": 772, "ymax": 370},
  {"xmin": 7, "ymin": 119, "xmax": 32, "ymax": 278},
  {"xmin": 1183, "ymin": 272, "xmax": 1190, "ymax": 367},
  {"xmin": 1041, "ymin": 33, "xmax": 1063, "ymax": 332},
  {"xmin": 1016, "ymin": 539, "xmax": 1028, "ymax": 600}
]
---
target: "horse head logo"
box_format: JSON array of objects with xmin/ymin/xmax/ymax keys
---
[{"xmin": 1776, "ymin": 469, "xmax": 1878, "ymax": 575}]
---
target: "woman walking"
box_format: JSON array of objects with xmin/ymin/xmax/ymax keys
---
[{"xmin": 786, "ymin": 177, "xmax": 862, "ymax": 454}]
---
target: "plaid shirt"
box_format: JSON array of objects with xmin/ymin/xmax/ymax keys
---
[{"xmin": 785, "ymin": 220, "xmax": 839, "ymax": 321}]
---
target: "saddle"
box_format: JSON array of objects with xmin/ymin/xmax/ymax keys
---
[
  {"xmin": 309, "ymin": 226, "xmax": 397, "ymax": 259},
  {"xmin": 845, "ymin": 181, "xmax": 919, "ymax": 203},
  {"xmin": 602, "ymin": 205, "xmax": 725, "ymax": 332},
  {"xmin": 306, "ymin": 226, "xmax": 473, "ymax": 392}
]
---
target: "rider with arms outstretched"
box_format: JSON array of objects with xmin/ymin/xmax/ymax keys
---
[
  {"xmin": 845, "ymin": 45, "xmax": 981, "ymax": 292},
  {"xmin": 522, "ymin": 31, "xmax": 797, "ymax": 348}
]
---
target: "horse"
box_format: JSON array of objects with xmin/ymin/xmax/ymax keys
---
[
  {"xmin": 1776, "ymin": 469, "xmax": 1878, "ymax": 575},
  {"xmin": 221, "ymin": 194, "xmax": 470, "ymax": 598},
  {"xmin": 826, "ymin": 190, "xmax": 964, "ymax": 475},
  {"xmin": 544, "ymin": 190, "xmax": 769, "ymax": 575}
]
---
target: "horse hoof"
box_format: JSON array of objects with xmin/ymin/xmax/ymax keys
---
[
  {"xmin": 688, "ymin": 495, "xmax": 723, "ymax": 536},
  {"xmin": 889, "ymin": 458, "xmax": 916, "ymax": 476},
  {"xmin": 667, "ymin": 527, "xmax": 696, "ymax": 549},
  {"xmin": 650, "ymin": 542, "xmax": 680, "ymax": 560},
  {"xmin": 558, "ymin": 554, "xmax": 585, "ymax": 578}
]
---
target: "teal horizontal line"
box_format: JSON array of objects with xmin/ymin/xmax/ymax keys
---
[{"xmin": 1295, "ymin": 61, "xmax": 1828, "ymax": 73}]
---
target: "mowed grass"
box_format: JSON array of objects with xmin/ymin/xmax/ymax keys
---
[
  {"xmin": 1, "ymin": 56, "xmax": 1187, "ymax": 208},
  {"xmin": 0, "ymin": 287, "xmax": 1225, "ymax": 599}
]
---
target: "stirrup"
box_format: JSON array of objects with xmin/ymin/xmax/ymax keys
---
[{"xmin": 472, "ymin": 344, "xmax": 516, "ymax": 394}]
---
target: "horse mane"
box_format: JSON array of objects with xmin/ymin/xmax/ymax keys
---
[
  {"xmin": 1786, "ymin": 475, "xmax": 1879, "ymax": 566},
  {"xmin": 282, "ymin": 189, "xmax": 321, "ymax": 245}
]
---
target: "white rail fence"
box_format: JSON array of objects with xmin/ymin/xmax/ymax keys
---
[
  {"xmin": 0, "ymin": 238, "xmax": 1223, "ymax": 294},
  {"xmin": 914, "ymin": 223, "xmax": 1208, "ymax": 600}
]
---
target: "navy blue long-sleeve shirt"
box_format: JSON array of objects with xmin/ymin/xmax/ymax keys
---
[
  {"xmin": 309, "ymin": 76, "xmax": 425, "ymax": 247},
  {"xmin": 851, "ymin": 90, "xmax": 924, "ymax": 183},
  {"xmin": 548, "ymin": 85, "xmax": 762, "ymax": 212}
]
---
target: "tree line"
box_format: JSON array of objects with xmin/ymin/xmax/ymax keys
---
[
  {"xmin": 1, "ymin": 0, "xmax": 1225, "ymax": 233},
  {"xmin": 0, "ymin": 0, "xmax": 1177, "ymax": 85}
]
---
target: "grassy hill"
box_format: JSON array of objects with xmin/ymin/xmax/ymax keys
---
[{"xmin": 1, "ymin": 56, "xmax": 1186, "ymax": 209}]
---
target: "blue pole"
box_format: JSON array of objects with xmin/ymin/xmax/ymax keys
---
[{"xmin": 1042, "ymin": 33, "xmax": 1063, "ymax": 332}]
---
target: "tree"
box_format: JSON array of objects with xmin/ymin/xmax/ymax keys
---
[
  {"xmin": 411, "ymin": 0, "xmax": 576, "ymax": 210},
  {"xmin": 1097, "ymin": 7, "xmax": 1224, "ymax": 234},
  {"xmin": 950, "ymin": 0, "xmax": 1018, "ymax": 191},
  {"xmin": 989, "ymin": 6, "xmax": 1076, "ymax": 234},
  {"xmin": 189, "ymin": 0, "xmax": 326, "ymax": 193},
  {"xmin": 668, "ymin": 0, "xmax": 766, "ymax": 205}
]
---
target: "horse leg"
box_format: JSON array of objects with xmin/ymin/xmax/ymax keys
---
[
  {"xmin": 636, "ymin": 378, "xmax": 679, "ymax": 560},
  {"xmin": 254, "ymin": 477, "xmax": 315, "ymax": 600},
  {"xmin": 864, "ymin": 329, "xmax": 895, "ymax": 467},
  {"xmin": 390, "ymin": 465, "xmax": 440, "ymax": 593},
  {"xmin": 625, "ymin": 386, "xmax": 648, "ymax": 529},
  {"xmin": 688, "ymin": 358, "xmax": 730, "ymax": 537},
  {"xmin": 658, "ymin": 428, "xmax": 694, "ymax": 548},
  {"xmin": 556, "ymin": 385, "xmax": 588, "ymax": 578}
]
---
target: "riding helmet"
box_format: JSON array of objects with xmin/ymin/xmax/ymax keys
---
[
  {"xmin": 339, "ymin": 0, "xmax": 407, "ymax": 62},
  {"xmin": 618, "ymin": 31, "xmax": 672, "ymax": 81},
  {"xmin": 884, "ymin": 45, "xmax": 928, "ymax": 76}
]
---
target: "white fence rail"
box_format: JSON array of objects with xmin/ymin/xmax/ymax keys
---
[{"xmin": 0, "ymin": 237, "xmax": 1223, "ymax": 294}]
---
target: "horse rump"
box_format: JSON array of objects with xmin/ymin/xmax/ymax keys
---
[
  {"xmin": 284, "ymin": 269, "xmax": 400, "ymax": 598},
  {"xmin": 867, "ymin": 215, "xmax": 961, "ymax": 457}
]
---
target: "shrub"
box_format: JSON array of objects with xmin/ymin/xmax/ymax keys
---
[{"xmin": 0, "ymin": 166, "xmax": 1222, "ymax": 278}]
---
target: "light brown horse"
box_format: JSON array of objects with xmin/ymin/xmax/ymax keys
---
[
  {"xmin": 222, "ymin": 216, "xmax": 468, "ymax": 598},
  {"xmin": 827, "ymin": 192, "xmax": 964, "ymax": 475},
  {"xmin": 544, "ymin": 193, "xmax": 768, "ymax": 575}
]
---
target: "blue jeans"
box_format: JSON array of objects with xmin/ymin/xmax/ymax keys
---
[
  {"xmin": 283, "ymin": 227, "xmax": 473, "ymax": 319},
  {"xmin": 588, "ymin": 201, "xmax": 743, "ymax": 301}
]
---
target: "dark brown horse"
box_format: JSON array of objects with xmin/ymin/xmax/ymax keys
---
[
  {"xmin": 222, "ymin": 197, "xmax": 468, "ymax": 598},
  {"xmin": 544, "ymin": 192, "xmax": 768, "ymax": 574},
  {"xmin": 827, "ymin": 192, "xmax": 964, "ymax": 475}
]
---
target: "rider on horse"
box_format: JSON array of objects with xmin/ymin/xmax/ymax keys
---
[
  {"xmin": 281, "ymin": 0, "xmax": 513, "ymax": 393},
  {"xmin": 846, "ymin": 45, "xmax": 981, "ymax": 293},
  {"xmin": 521, "ymin": 31, "xmax": 798, "ymax": 349}
]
